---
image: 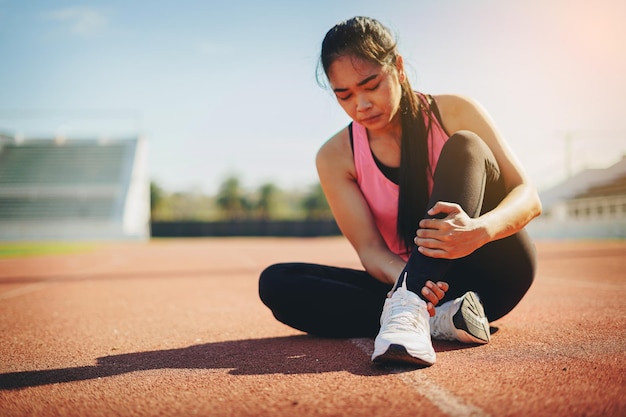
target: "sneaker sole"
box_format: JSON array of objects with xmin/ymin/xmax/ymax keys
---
[
  {"xmin": 452, "ymin": 292, "xmax": 490, "ymax": 344},
  {"xmin": 372, "ymin": 344, "xmax": 434, "ymax": 367}
]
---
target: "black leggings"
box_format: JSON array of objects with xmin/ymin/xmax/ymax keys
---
[{"xmin": 259, "ymin": 132, "xmax": 537, "ymax": 338}]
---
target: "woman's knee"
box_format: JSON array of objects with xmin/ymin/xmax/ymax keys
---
[
  {"xmin": 437, "ymin": 130, "xmax": 501, "ymax": 192},
  {"xmin": 442, "ymin": 130, "xmax": 493, "ymax": 162},
  {"xmin": 258, "ymin": 263, "xmax": 289, "ymax": 307}
]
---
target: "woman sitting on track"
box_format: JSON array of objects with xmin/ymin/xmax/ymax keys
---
[{"xmin": 259, "ymin": 16, "xmax": 541, "ymax": 367}]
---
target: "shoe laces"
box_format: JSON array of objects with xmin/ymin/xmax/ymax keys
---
[{"xmin": 381, "ymin": 282, "xmax": 429, "ymax": 334}]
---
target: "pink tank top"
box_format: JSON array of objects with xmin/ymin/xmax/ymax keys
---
[{"xmin": 353, "ymin": 100, "xmax": 449, "ymax": 261}]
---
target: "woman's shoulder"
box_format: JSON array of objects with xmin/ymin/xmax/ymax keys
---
[
  {"xmin": 317, "ymin": 125, "xmax": 351, "ymax": 160},
  {"xmin": 316, "ymin": 125, "xmax": 355, "ymax": 175},
  {"xmin": 431, "ymin": 94, "xmax": 484, "ymax": 115},
  {"xmin": 431, "ymin": 93, "xmax": 476, "ymax": 109},
  {"xmin": 430, "ymin": 94, "xmax": 486, "ymax": 129}
]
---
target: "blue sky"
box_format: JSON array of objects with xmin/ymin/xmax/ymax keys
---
[{"xmin": 1, "ymin": 0, "xmax": 625, "ymax": 193}]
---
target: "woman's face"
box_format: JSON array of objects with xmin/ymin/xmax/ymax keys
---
[{"xmin": 327, "ymin": 54, "xmax": 404, "ymax": 131}]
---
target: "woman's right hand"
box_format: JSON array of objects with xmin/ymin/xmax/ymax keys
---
[{"xmin": 421, "ymin": 280, "xmax": 449, "ymax": 317}]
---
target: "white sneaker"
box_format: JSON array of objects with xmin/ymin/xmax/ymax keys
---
[
  {"xmin": 372, "ymin": 274, "xmax": 436, "ymax": 367},
  {"xmin": 430, "ymin": 291, "xmax": 490, "ymax": 344}
]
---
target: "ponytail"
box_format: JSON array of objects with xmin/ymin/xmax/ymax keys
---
[{"xmin": 397, "ymin": 86, "xmax": 432, "ymax": 252}]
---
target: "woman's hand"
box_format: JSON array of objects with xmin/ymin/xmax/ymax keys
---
[
  {"xmin": 422, "ymin": 280, "xmax": 449, "ymax": 317},
  {"xmin": 415, "ymin": 201, "xmax": 490, "ymax": 259},
  {"xmin": 387, "ymin": 279, "xmax": 449, "ymax": 317}
]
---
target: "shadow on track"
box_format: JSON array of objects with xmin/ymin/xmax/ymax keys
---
[{"xmin": 0, "ymin": 335, "xmax": 482, "ymax": 390}]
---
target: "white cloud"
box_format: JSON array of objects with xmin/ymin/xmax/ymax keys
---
[{"xmin": 45, "ymin": 6, "xmax": 108, "ymax": 36}]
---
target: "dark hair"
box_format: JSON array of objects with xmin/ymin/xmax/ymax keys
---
[{"xmin": 319, "ymin": 16, "xmax": 432, "ymax": 252}]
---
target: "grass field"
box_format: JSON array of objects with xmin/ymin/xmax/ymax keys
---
[{"xmin": 0, "ymin": 242, "xmax": 97, "ymax": 258}]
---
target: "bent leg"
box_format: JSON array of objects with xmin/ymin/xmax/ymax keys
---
[
  {"xmin": 259, "ymin": 263, "xmax": 391, "ymax": 337},
  {"xmin": 401, "ymin": 131, "xmax": 503, "ymax": 292},
  {"xmin": 399, "ymin": 131, "xmax": 536, "ymax": 319},
  {"xmin": 444, "ymin": 229, "xmax": 536, "ymax": 321}
]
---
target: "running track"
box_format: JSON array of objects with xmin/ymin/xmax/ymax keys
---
[{"xmin": 0, "ymin": 238, "xmax": 624, "ymax": 417}]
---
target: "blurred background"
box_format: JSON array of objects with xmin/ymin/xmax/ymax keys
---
[{"xmin": 0, "ymin": 0, "xmax": 624, "ymax": 240}]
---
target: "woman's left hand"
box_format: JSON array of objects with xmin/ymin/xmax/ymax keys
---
[{"xmin": 414, "ymin": 201, "xmax": 489, "ymax": 259}]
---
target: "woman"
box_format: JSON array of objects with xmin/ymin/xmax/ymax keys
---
[{"xmin": 259, "ymin": 16, "xmax": 541, "ymax": 367}]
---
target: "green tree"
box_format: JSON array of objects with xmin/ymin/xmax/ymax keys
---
[
  {"xmin": 150, "ymin": 181, "xmax": 164, "ymax": 217},
  {"xmin": 302, "ymin": 183, "xmax": 333, "ymax": 220},
  {"xmin": 255, "ymin": 183, "xmax": 280, "ymax": 219},
  {"xmin": 215, "ymin": 175, "xmax": 249, "ymax": 219}
]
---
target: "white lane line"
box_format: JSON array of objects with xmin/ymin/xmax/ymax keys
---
[
  {"xmin": 0, "ymin": 282, "xmax": 50, "ymax": 300},
  {"xmin": 351, "ymin": 338, "xmax": 490, "ymax": 417}
]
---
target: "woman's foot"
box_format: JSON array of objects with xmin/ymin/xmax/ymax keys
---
[
  {"xmin": 430, "ymin": 291, "xmax": 490, "ymax": 344},
  {"xmin": 371, "ymin": 279, "xmax": 436, "ymax": 367}
]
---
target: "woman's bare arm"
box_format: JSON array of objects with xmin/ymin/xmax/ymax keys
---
[
  {"xmin": 316, "ymin": 128, "xmax": 405, "ymax": 285},
  {"xmin": 316, "ymin": 127, "xmax": 450, "ymax": 313},
  {"xmin": 415, "ymin": 94, "xmax": 542, "ymax": 259}
]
